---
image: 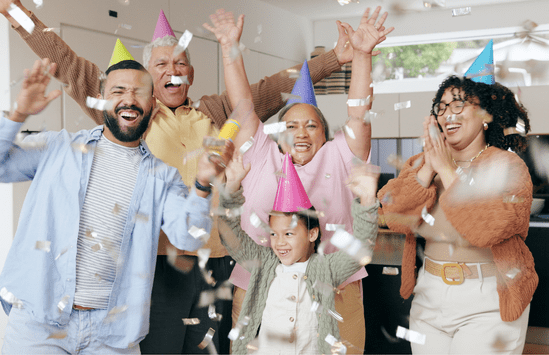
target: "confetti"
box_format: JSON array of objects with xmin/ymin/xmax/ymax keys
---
[
  {"xmin": 328, "ymin": 308, "xmax": 344, "ymax": 322},
  {"xmin": 104, "ymin": 305, "xmax": 129, "ymax": 323},
  {"xmin": 285, "ymin": 68, "xmax": 301, "ymax": 79},
  {"xmin": 325, "ymin": 334, "xmax": 347, "ymax": 354},
  {"xmin": 382, "ymin": 267, "xmax": 399, "ymax": 275},
  {"xmin": 208, "ymin": 304, "xmax": 223, "ymax": 321},
  {"xmin": 281, "ymin": 93, "xmax": 301, "ymax": 102},
  {"xmin": 0, "ymin": 287, "xmax": 24, "ymax": 309},
  {"xmin": 197, "ymin": 248, "xmax": 211, "ymax": 269},
  {"xmin": 192, "ymin": 100, "xmax": 201, "ymax": 109},
  {"xmin": 95, "ymin": 273, "xmax": 105, "ymax": 283},
  {"xmin": 445, "ymin": 114, "xmax": 463, "ymax": 123},
  {"xmin": 250, "ymin": 212, "xmax": 265, "ymax": 229},
  {"xmin": 228, "ymin": 315, "xmax": 250, "ymax": 341},
  {"xmin": 239, "ymin": 136, "xmax": 255, "ymax": 155},
  {"xmin": 451, "ymin": 7, "xmax": 471, "ymax": 17},
  {"xmin": 362, "ymin": 110, "xmax": 381, "ymax": 124},
  {"xmin": 183, "ymin": 318, "xmax": 201, "ymax": 325},
  {"xmin": 57, "ymin": 295, "xmax": 70, "ymax": 312},
  {"xmin": 387, "ymin": 154, "xmax": 405, "ymax": 170},
  {"xmin": 504, "ymin": 118, "xmax": 526, "ymax": 136},
  {"xmin": 380, "ymin": 325, "xmax": 400, "ymax": 343},
  {"xmin": 86, "ymin": 97, "xmax": 113, "ymax": 111},
  {"xmin": 47, "ymin": 330, "xmax": 67, "ymax": 339},
  {"xmin": 71, "ymin": 142, "xmax": 94, "ymax": 154},
  {"xmin": 85, "ymin": 228, "xmax": 98, "ymax": 240},
  {"xmin": 421, "ymin": 206, "xmax": 435, "ymax": 226},
  {"xmin": 114, "ymin": 23, "xmax": 132, "ymax": 34},
  {"xmin": 254, "ymin": 36, "xmax": 261, "ymax": 43},
  {"xmin": 112, "ymin": 203, "xmax": 120, "ymax": 215},
  {"xmin": 503, "ymin": 195, "xmax": 525, "ymax": 203},
  {"xmin": 506, "ymin": 268, "xmax": 520, "ymax": 279},
  {"xmin": 312, "ymin": 280, "xmax": 335, "ymax": 296},
  {"xmin": 326, "ymin": 224, "xmax": 345, "ymax": 231},
  {"xmin": 167, "ymin": 246, "xmax": 196, "ymax": 273},
  {"xmin": 174, "ymin": 30, "xmax": 193, "ymax": 57},
  {"xmin": 396, "ymin": 326, "xmax": 426, "ymax": 345},
  {"xmin": 91, "ymin": 243, "xmax": 102, "ymax": 252},
  {"xmin": 331, "ymin": 229, "xmax": 361, "ymax": 256},
  {"xmin": 344, "ymin": 125, "xmax": 355, "ymax": 139},
  {"xmin": 134, "ymin": 212, "xmax": 149, "ymax": 223},
  {"xmin": 33, "ymin": 0, "xmax": 43, "ymax": 8},
  {"xmin": 170, "ymin": 75, "xmax": 190, "ymax": 85},
  {"xmin": 118, "ymin": 0, "xmax": 130, "ymax": 5},
  {"xmin": 347, "ymin": 96, "xmax": 373, "ymax": 107},
  {"xmin": 35, "ymin": 240, "xmax": 51, "ymax": 253},
  {"xmin": 394, "ymin": 101, "xmax": 411, "ymax": 110},
  {"xmin": 189, "ymin": 226, "xmax": 209, "ymax": 240},
  {"xmin": 8, "ymin": 4, "xmax": 34, "ymax": 33},
  {"xmin": 54, "ymin": 246, "xmax": 72, "ymax": 260}
]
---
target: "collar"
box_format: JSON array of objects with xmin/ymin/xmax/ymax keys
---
[{"xmin": 86, "ymin": 125, "xmax": 151, "ymax": 157}]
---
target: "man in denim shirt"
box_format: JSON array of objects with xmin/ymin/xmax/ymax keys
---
[{"xmin": 0, "ymin": 58, "xmax": 232, "ymax": 354}]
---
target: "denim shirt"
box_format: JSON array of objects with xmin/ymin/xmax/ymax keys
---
[{"xmin": 0, "ymin": 116, "xmax": 211, "ymax": 348}]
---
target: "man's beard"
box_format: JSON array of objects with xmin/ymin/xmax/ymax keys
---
[{"xmin": 103, "ymin": 105, "xmax": 151, "ymax": 143}]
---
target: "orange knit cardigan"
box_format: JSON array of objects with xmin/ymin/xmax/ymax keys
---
[{"xmin": 378, "ymin": 147, "xmax": 538, "ymax": 322}]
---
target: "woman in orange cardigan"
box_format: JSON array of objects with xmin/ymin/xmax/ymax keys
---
[{"xmin": 378, "ymin": 75, "xmax": 538, "ymax": 354}]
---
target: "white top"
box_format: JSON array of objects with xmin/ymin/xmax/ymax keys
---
[
  {"xmin": 254, "ymin": 260, "xmax": 319, "ymax": 355},
  {"xmin": 74, "ymin": 136, "xmax": 141, "ymax": 309}
]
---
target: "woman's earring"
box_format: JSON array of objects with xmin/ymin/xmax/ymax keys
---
[{"xmin": 483, "ymin": 122, "xmax": 488, "ymax": 130}]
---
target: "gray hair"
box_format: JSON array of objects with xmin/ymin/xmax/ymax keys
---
[
  {"xmin": 278, "ymin": 103, "xmax": 330, "ymax": 141},
  {"xmin": 143, "ymin": 36, "xmax": 191, "ymax": 70}
]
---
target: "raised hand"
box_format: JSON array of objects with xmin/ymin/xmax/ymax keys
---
[
  {"xmin": 348, "ymin": 163, "xmax": 380, "ymax": 206},
  {"xmin": 196, "ymin": 139, "xmax": 235, "ymax": 195},
  {"xmin": 225, "ymin": 152, "xmax": 251, "ymax": 194},
  {"xmin": 203, "ymin": 9, "xmax": 244, "ymax": 50},
  {"xmin": 12, "ymin": 58, "xmax": 61, "ymax": 123},
  {"xmin": 340, "ymin": 6, "xmax": 394, "ymax": 56}
]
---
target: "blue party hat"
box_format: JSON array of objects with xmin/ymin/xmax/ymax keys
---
[
  {"xmin": 286, "ymin": 61, "xmax": 317, "ymax": 106},
  {"xmin": 464, "ymin": 39, "xmax": 494, "ymax": 85}
]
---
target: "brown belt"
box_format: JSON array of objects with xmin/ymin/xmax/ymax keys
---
[
  {"xmin": 424, "ymin": 258, "xmax": 497, "ymax": 285},
  {"xmin": 73, "ymin": 304, "xmax": 95, "ymax": 311}
]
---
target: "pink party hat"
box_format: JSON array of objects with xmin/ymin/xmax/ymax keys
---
[
  {"xmin": 272, "ymin": 153, "xmax": 312, "ymax": 212},
  {"xmin": 286, "ymin": 61, "xmax": 317, "ymax": 107},
  {"xmin": 152, "ymin": 10, "xmax": 175, "ymax": 41},
  {"xmin": 464, "ymin": 39, "xmax": 494, "ymax": 85}
]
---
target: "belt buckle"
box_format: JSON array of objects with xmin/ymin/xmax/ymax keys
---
[{"xmin": 441, "ymin": 263, "xmax": 464, "ymax": 285}]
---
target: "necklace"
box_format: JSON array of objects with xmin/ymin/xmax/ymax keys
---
[{"xmin": 453, "ymin": 144, "xmax": 489, "ymax": 167}]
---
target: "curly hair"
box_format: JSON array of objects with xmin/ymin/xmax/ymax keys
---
[{"xmin": 431, "ymin": 76, "xmax": 530, "ymax": 153}]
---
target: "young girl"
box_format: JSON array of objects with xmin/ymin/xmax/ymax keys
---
[{"xmin": 217, "ymin": 152, "xmax": 380, "ymax": 354}]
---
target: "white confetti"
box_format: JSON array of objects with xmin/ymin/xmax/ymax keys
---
[
  {"xmin": 396, "ymin": 326, "xmax": 426, "ymax": 345},
  {"xmin": 285, "ymin": 68, "xmax": 301, "ymax": 79},
  {"xmin": 189, "ymin": 226, "xmax": 209, "ymax": 240},
  {"xmin": 91, "ymin": 243, "xmax": 102, "ymax": 252},
  {"xmin": 47, "ymin": 330, "xmax": 67, "ymax": 339},
  {"xmin": 263, "ymin": 122, "xmax": 287, "ymax": 135},
  {"xmin": 170, "ymin": 75, "xmax": 190, "ymax": 85},
  {"xmin": 86, "ymin": 97, "xmax": 113, "ymax": 111},
  {"xmin": 312, "ymin": 280, "xmax": 334, "ymax": 295},
  {"xmin": 35, "ymin": 240, "xmax": 51, "ymax": 253},
  {"xmin": 8, "ymin": 4, "xmax": 34, "ymax": 34},
  {"xmin": 134, "ymin": 212, "xmax": 149, "ymax": 223},
  {"xmin": 239, "ymin": 136, "xmax": 255, "ymax": 155},
  {"xmin": 452, "ymin": 7, "xmax": 471, "ymax": 17},
  {"xmin": 347, "ymin": 97, "xmax": 372, "ymax": 107},
  {"xmin": 326, "ymin": 224, "xmax": 345, "ymax": 231},
  {"xmin": 254, "ymin": 36, "xmax": 261, "ymax": 43},
  {"xmin": 382, "ymin": 267, "xmax": 399, "ymax": 275},
  {"xmin": 176, "ymin": 30, "xmax": 193, "ymax": 53},
  {"xmin": 104, "ymin": 305, "xmax": 129, "ymax": 323},
  {"xmin": 57, "ymin": 295, "xmax": 70, "ymax": 312},
  {"xmin": 228, "ymin": 315, "xmax": 251, "ymax": 341},
  {"xmin": 506, "ymin": 268, "xmax": 520, "ymax": 279},
  {"xmin": 54, "ymin": 246, "xmax": 72, "ymax": 260},
  {"xmin": 118, "ymin": 23, "xmax": 132, "ymax": 30},
  {"xmin": 281, "ymin": 93, "xmax": 301, "ymax": 102},
  {"xmin": 191, "ymin": 100, "xmax": 200, "ymax": 109},
  {"xmin": 344, "ymin": 125, "xmax": 356, "ymax": 139},
  {"xmin": 33, "ymin": 0, "xmax": 43, "ymax": 8},
  {"xmin": 394, "ymin": 101, "xmax": 411, "ymax": 111},
  {"xmin": 421, "ymin": 206, "xmax": 435, "ymax": 226},
  {"xmin": 328, "ymin": 308, "xmax": 344, "ymax": 322},
  {"xmin": 0, "ymin": 287, "xmax": 24, "ymax": 309},
  {"xmin": 197, "ymin": 248, "xmax": 211, "ymax": 269},
  {"xmin": 183, "ymin": 318, "xmax": 201, "ymax": 325}
]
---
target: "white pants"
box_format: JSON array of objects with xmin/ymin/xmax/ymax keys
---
[{"xmin": 410, "ymin": 259, "xmax": 530, "ymax": 355}]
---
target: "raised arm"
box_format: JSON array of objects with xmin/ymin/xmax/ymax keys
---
[
  {"xmin": 341, "ymin": 6, "xmax": 394, "ymax": 161},
  {"xmin": 0, "ymin": 0, "xmax": 104, "ymax": 124},
  {"xmin": 203, "ymin": 9, "xmax": 260, "ymax": 150},
  {"xmin": 0, "ymin": 58, "xmax": 61, "ymax": 182}
]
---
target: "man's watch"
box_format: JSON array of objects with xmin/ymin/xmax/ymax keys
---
[{"xmin": 195, "ymin": 179, "xmax": 212, "ymax": 193}]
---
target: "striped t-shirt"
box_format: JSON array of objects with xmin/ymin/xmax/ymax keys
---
[{"xmin": 74, "ymin": 136, "xmax": 142, "ymax": 309}]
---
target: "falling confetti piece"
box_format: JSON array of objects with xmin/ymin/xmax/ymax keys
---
[
  {"xmin": 506, "ymin": 268, "xmax": 520, "ymax": 279},
  {"xmin": 117, "ymin": 0, "xmax": 130, "ymax": 5},
  {"xmin": 47, "ymin": 330, "xmax": 67, "ymax": 339},
  {"xmin": 347, "ymin": 97, "xmax": 372, "ymax": 107},
  {"xmin": 104, "ymin": 305, "xmax": 129, "ymax": 323},
  {"xmin": 228, "ymin": 315, "xmax": 250, "ymax": 341},
  {"xmin": 421, "ymin": 206, "xmax": 435, "ymax": 226},
  {"xmin": 174, "ymin": 30, "xmax": 193, "ymax": 57},
  {"xmin": 504, "ymin": 118, "xmax": 526, "ymax": 136},
  {"xmin": 112, "ymin": 203, "xmax": 120, "ymax": 215},
  {"xmin": 326, "ymin": 224, "xmax": 345, "ymax": 231},
  {"xmin": 8, "ymin": 4, "xmax": 34, "ymax": 34},
  {"xmin": 170, "ymin": 75, "xmax": 190, "ymax": 85},
  {"xmin": 71, "ymin": 143, "xmax": 94, "ymax": 154},
  {"xmin": 344, "ymin": 125, "xmax": 356, "ymax": 139},
  {"xmin": 0, "ymin": 288, "xmax": 24, "ymax": 309},
  {"xmin": 396, "ymin": 326, "xmax": 426, "ymax": 345},
  {"xmin": 189, "ymin": 226, "xmax": 209, "ymax": 240},
  {"xmin": 86, "ymin": 97, "xmax": 113, "ymax": 111},
  {"xmin": 394, "ymin": 101, "xmax": 412, "ymax": 111},
  {"xmin": 35, "ymin": 240, "xmax": 51, "ymax": 253},
  {"xmin": 325, "ymin": 334, "xmax": 347, "ymax": 354},
  {"xmin": 134, "ymin": 212, "xmax": 149, "ymax": 223},
  {"xmin": 387, "ymin": 154, "xmax": 405, "ymax": 170},
  {"xmin": 503, "ymin": 195, "xmax": 525, "ymax": 203},
  {"xmin": 33, "ymin": 0, "xmax": 43, "ymax": 8},
  {"xmin": 328, "ymin": 308, "xmax": 344, "ymax": 322},
  {"xmin": 312, "ymin": 280, "xmax": 335, "ymax": 296},
  {"xmin": 281, "ymin": 93, "xmax": 301, "ymax": 102},
  {"xmin": 197, "ymin": 248, "xmax": 211, "ymax": 269},
  {"xmin": 239, "ymin": 136, "xmax": 254, "ymax": 155},
  {"xmin": 382, "ymin": 267, "xmax": 399, "ymax": 275},
  {"xmin": 167, "ymin": 246, "xmax": 196, "ymax": 273},
  {"xmin": 183, "ymin": 318, "xmax": 201, "ymax": 325},
  {"xmin": 91, "ymin": 243, "xmax": 102, "ymax": 252},
  {"xmin": 254, "ymin": 36, "xmax": 261, "ymax": 43},
  {"xmin": 285, "ymin": 68, "xmax": 301, "ymax": 79},
  {"xmin": 57, "ymin": 295, "xmax": 70, "ymax": 312},
  {"xmin": 54, "ymin": 246, "xmax": 72, "ymax": 260},
  {"xmin": 452, "ymin": 7, "xmax": 471, "ymax": 17}
]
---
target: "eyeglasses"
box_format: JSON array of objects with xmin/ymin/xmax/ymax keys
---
[{"xmin": 433, "ymin": 99, "xmax": 469, "ymax": 116}]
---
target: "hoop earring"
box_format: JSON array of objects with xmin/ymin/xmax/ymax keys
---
[{"xmin": 483, "ymin": 122, "xmax": 488, "ymax": 130}]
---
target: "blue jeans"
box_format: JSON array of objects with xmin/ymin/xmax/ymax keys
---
[{"xmin": 2, "ymin": 307, "xmax": 141, "ymax": 354}]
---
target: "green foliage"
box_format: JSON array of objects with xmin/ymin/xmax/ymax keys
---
[{"xmin": 373, "ymin": 42, "xmax": 458, "ymax": 79}]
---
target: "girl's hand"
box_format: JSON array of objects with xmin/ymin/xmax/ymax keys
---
[
  {"xmin": 225, "ymin": 151, "xmax": 251, "ymax": 194},
  {"xmin": 348, "ymin": 163, "xmax": 380, "ymax": 206}
]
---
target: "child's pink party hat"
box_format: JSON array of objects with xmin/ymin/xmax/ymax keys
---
[{"xmin": 272, "ymin": 153, "xmax": 312, "ymax": 212}]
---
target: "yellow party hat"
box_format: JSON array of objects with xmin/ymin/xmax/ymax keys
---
[{"xmin": 108, "ymin": 38, "xmax": 135, "ymax": 68}]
